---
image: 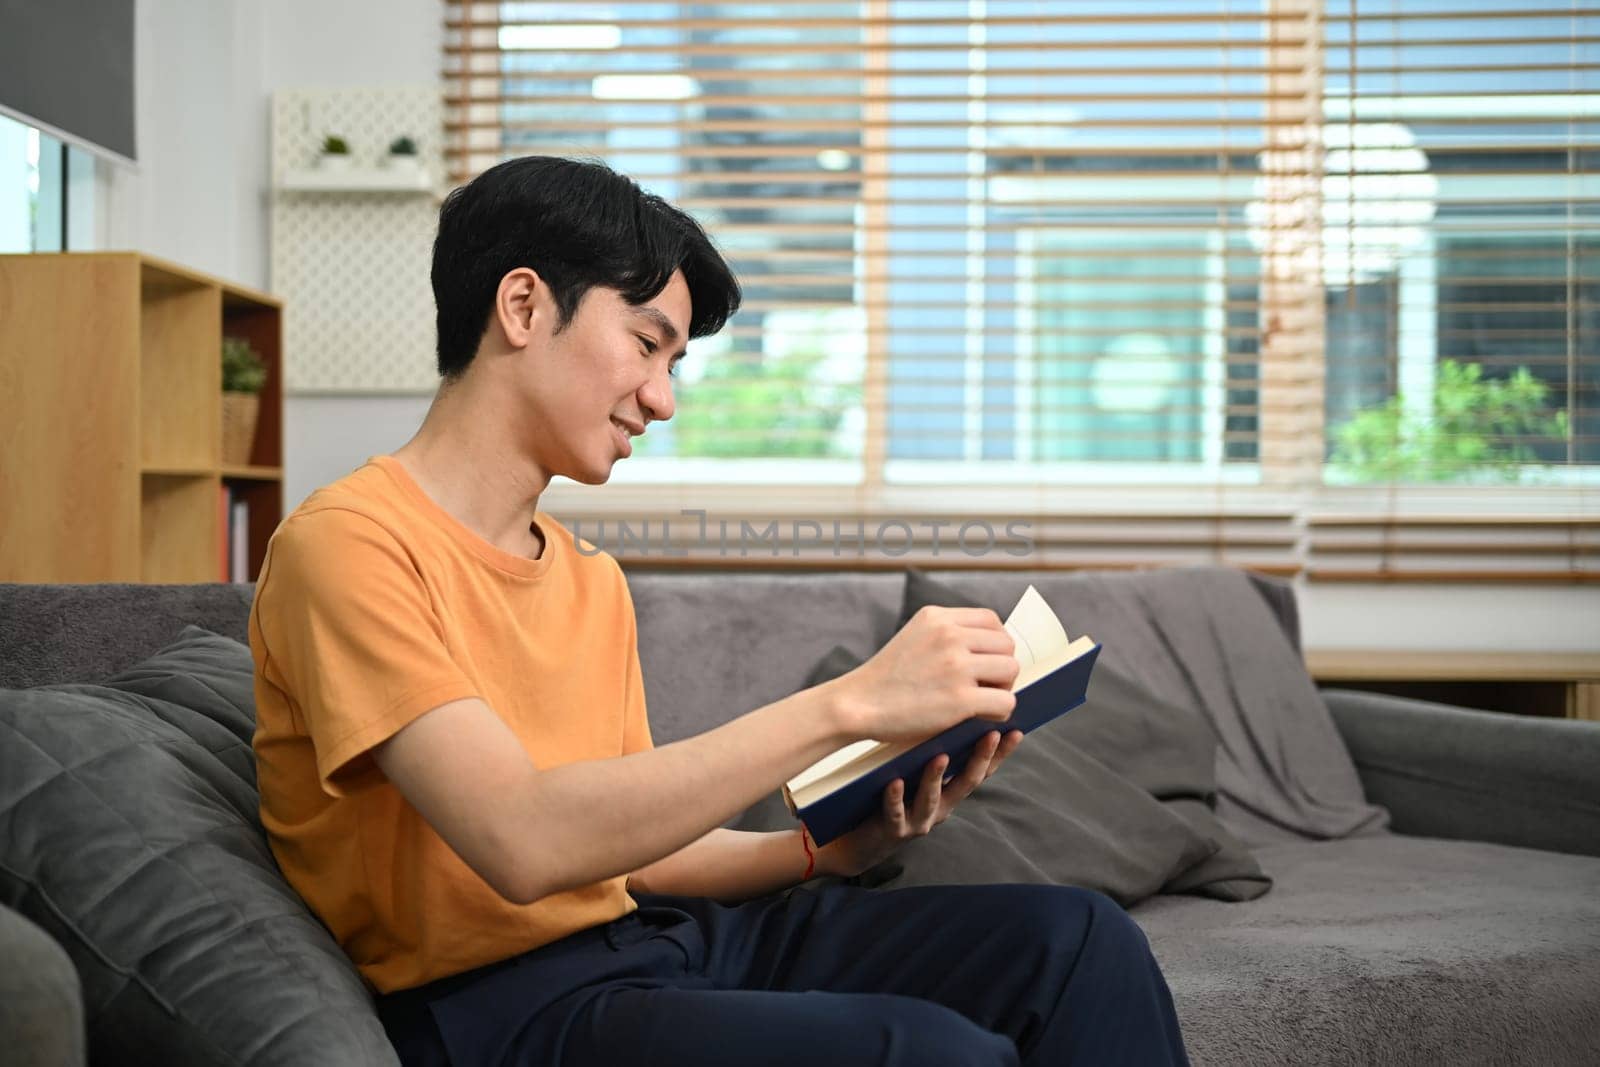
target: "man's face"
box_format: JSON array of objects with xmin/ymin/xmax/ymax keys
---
[{"xmin": 520, "ymin": 270, "xmax": 690, "ymax": 485}]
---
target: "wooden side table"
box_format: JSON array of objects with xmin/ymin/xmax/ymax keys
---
[{"xmin": 1307, "ymin": 651, "xmax": 1600, "ymax": 721}]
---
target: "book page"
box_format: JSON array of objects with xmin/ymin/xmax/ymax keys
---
[
  {"xmin": 1003, "ymin": 585, "xmax": 1071, "ymax": 680},
  {"xmin": 786, "ymin": 738, "xmax": 881, "ymax": 794}
]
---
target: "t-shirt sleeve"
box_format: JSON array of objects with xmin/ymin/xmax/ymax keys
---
[
  {"xmin": 621, "ymin": 642, "xmax": 653, "ymax": 756},
  {"xmin": 618, "ymin": 578, "xmax": 654, "ymax": 756},
  {"xmin": 254, "ymin": 508, "xmax": 480, "ymax": 796}
]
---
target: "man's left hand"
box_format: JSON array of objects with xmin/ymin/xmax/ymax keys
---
[{"xmin": 816, "ymin": 728, "xmax": 1025, "ymax": 880}]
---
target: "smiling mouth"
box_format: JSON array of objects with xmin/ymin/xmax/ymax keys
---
[{"xmin": 610, "ymin": 417, "xmax": 639, "ymax": 456}]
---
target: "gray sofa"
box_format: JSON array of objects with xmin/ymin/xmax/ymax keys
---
[{"xmin": 2, "ymin": 569, "xmax": 1598, "ymax": 1066}]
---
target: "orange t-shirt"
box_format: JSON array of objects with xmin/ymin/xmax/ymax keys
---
[{"xmin": 249, "ymin": 455, "xmax": 652, "ymax": 994}]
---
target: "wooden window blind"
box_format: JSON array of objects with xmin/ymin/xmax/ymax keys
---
[
  {"xmin": 442, "ymin": 1, "xmax": 1596, "ymax": 579},
  {"xmin": 1308, "ymin": 2, "xmax": 1597, "ymax": 580}
]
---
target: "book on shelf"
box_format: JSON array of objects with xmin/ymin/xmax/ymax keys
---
[
  {"xmin": 229, "ymin": 493, "xmax": 249, "ymax": 582},
  {"xmin": 783, "ymin": 586, "xmax": 1101, "ymax": 847},
  {"xmin": 218, "ymin": 485, "xmax": 230, "ymax": 582},
  {"xmin": 220, "ymin": 486, "xmax": 250, "ymax": 583}
]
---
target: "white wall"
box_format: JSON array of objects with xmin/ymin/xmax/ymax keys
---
[
  {"xmin": 1299, "ymin": 582, "xmax": 1599, "ymax": 653},
  {"xmin": 283, "ymin": 394, "xmax": 432, "ymax": 508},
  {"xmin": 262, "ymin": 0, "xmax": 443, "ymax": 89},
  {"xmin": 103, "ymin": 0, "xmax": 268, "ymax": 287}
]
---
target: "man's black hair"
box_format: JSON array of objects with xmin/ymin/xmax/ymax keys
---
[{"xmin": 430, "ymin": 155, "xmax": 742, "ymax": 380}]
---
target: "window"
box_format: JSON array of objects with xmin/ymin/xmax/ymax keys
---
[
  {"xmin": 444, "ymin": 1, "xmax": 1597, "ymax": 577},
  {"xmin": 0, "ymin": 111, "xmax": 98, "ymax": 254},
  {"xmin": 1320, "ymin": 3, "xmax": 1597, "ymax": 486}
]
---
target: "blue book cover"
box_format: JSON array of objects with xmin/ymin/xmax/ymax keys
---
[{"xmin": 790, "ymin": 642, "xmax": 1101, "ymax": 847}]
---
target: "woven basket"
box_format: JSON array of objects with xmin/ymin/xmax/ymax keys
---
[{"xmin": 221, "ymin": 392, "xmax": 261, "ymax": 467}]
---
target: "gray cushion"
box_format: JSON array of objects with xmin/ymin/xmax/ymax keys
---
[
  {"xmin": 0, "ymin": 902, "xmax": 84, "ymax": 1066},
  {"xmin": 0, "ymin": 626, "xmax": 397, "ymax": 1067},
  {"xmin": 899, "ymin": 569, "xmax": 1268, "ymax": 901},
  {"xmin": 738, "ymin": 637, "xmax": 1219, "ymax": 905},
  {"xmin": 904, "ymin": 568, "xmax": 1390, "ymax": 847},
  {"xmin": 1136, "ymin": 835, "xmax": 1600, "ymax": 1066},
  {"xmin": 737, "ymin": 570, "xmax": 1272, "ymax": 906}
]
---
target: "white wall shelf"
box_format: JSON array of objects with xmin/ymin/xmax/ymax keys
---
[
  {"xmin": 279, "ymin": 166, "xmax": 435, "ymax": 194},
  {"xmin": 270, "ymin": 84, "xmax": 443, "ymax": 391}
]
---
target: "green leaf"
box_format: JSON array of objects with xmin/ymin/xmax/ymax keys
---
[
  {"xmin": 222, "ymin": 337, "xmax": 267, "ymax": 394},
  {"xmin": 1329, "ymin": 359, "xmax": 1567, "ymax": 484}
]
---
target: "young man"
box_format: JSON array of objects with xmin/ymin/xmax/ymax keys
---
[{"xmin": 250, "ymin": 155, "xmax": 1189, "ymax": 1066}]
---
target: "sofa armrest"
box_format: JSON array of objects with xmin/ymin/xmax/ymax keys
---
[
  {"xmin": 0, "ymin": 904, "xmax": 85, "ymax": 1067},
  {"xmin": 1322, "ymin": 688, "xmax": 1600, "ymax": 859}
]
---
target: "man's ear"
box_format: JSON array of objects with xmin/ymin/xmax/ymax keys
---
[{"xmin": 493, "ymin": 267, "xmax": 545, "ymax": 349}]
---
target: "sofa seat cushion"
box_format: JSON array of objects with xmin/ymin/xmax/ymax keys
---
[
  {"xmin": 1134, "ymin": 835, "xmax": 1600, "ymax": 1066},
  {"xmin": 0, "ymin": 626, "xmax": 397, "ymax": 1066}
]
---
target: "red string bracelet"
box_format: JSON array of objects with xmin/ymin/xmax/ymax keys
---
[{"xmin": 799, "ymin": 824, "xmax": 816, "ymax": 881}]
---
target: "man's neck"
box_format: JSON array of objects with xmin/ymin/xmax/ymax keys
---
[{"xmin": 391, "ymin": 388, "xmax": 550, "ymax": 561}]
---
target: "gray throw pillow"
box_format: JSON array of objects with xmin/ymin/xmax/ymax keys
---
[
  {"xmin": 735, "ymin": 570, "xmax": 1271, "ymax": 905},
  {"xmin": 735, "ymin": 637, "xmax": 1216, "ymax": 906},
  {"xmin": 0, "ymin": 626, "xmax": 398, "ymax": 1066},
  {"xmin": 897, "ymin": 568, "xmax": 1270, "ymax": 901}
]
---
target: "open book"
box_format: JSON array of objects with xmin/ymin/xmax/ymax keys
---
[{"xmin": 784, "ymin": 586, "xmax": 1101, "ymax": 846}]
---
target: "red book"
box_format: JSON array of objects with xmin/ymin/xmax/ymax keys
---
[{"xmin": 219, "ymin": 484, "xmax": 231, "ymax": 582}]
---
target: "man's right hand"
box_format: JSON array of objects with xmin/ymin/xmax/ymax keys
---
[{"xmin": 828, "ymin": 605, "xmax": 1019, "ymax": 743}]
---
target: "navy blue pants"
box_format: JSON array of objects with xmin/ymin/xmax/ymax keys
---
[{"xmin": 377, "ymin": 882, "xmax": 1190, "ymax": 1066}]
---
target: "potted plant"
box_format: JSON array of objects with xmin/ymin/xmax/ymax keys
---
[
  {"xmin": 385, "ymin": 135, "xmax": 420, "ymax": 174},
  {"xmin": 221, "ymin": 337, "xmax": 268, "ymax": 466},
  {"xmin": 318, "ymin": 134, "xmax": 352, "ymax": 170}
]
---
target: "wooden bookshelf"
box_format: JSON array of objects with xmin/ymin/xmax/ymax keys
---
[{"xmin": 0, "ymin": 252, "xmax": 283, "ymax": 583}]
